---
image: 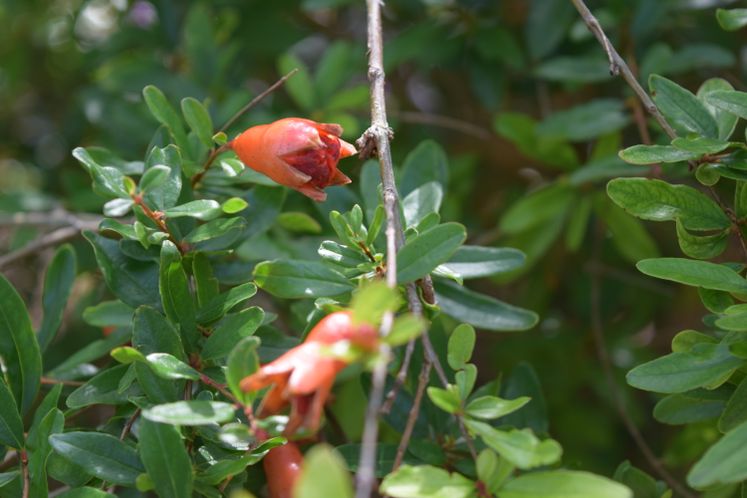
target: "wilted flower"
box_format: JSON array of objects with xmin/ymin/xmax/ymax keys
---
[
  {"xmin": 231, "ymin": 117, "xmax": 356, "ymax": 202},
  {"xmin": 240, "ymin": 311, "xmax": 378, "ymax": 435}
]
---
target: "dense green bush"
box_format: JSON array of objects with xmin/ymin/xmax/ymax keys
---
[{"xmin": 3, "ymin": 0, "xmax": 747, "ymax": 497}]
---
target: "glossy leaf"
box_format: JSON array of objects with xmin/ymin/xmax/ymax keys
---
[
  {"xmin": 202, "ymin": 307, "xmax": 264, "ymax": 360},
  {"xmin": 181, "ymin": 97, "xmax": 214, "ymax": 147},
  {"xmin": 165, "ymin": 200, "xmax": 222, "ymax": 220},
  {"xmin": 500, "ymin": 470, "xmax": 632, "ymax": 498},
  {"xmin": 226, "ymin": 336, "xmax": 261, "ymax": 404},
  {"xmin": 636, "ymin": 258, "xmax": 747, "ymax": 293},
  {"xmin": 397, "ymin": 223, "xmax": 466, "ymax": 284},
  {"xmin": 650, "ymin": 74, "xmax": 718, "ymax": 138},
  {"xmin": 138, "ymin": 419, "xmax": 193, "ymax": 498},
  {"xmin": 145, "ymin": 353, "xmax": 200, "ymax": 380},
  {"xmin": 196, "ymin": 282, "xmax": 258, "ymax": 324},
  {"xmin": 402, "ymin": 181, "xmax": 443, "ymax": 227},
  {"xmin": 38, "ymin": 244, "xmax": 76, "ymax": 351},
  {"xmin": 254, "ymin": 260, "xmax": 354, "ymax": 298},
  {"xmin": 441, "ymin": 246, "xmax": 525, "ymax": 279},
  {"xmin": 142, "ymin": 401, "xmax": 236, "ymax": 425},
  {"xmin": 0, "ymin": 378, "xmax": 23, "ymax": 449}
]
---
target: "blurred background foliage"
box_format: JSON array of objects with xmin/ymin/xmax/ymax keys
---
[{"xmin": 2, "ymin": 0, "xmax": 746, "ymax": 485}]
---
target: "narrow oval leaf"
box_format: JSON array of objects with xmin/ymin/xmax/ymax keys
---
[
  {"xmin": 165, "ymin": 199, "xmax": 222, "ymax": 220},
  {"xmin": 202, "ymin": 307, "xmax": 264, "ymax": 360},
  {"xmin": 181, "ymin": 97, "xmax": 214, "ymax": 147},
  {"xmin": 295, "ymin": 444, "xmax": 354, "ymax": 498},
  {"xmin": 38, "ymin": 244, "xmax": 77, "ymax": 351},
  {"xmin": 254, "ymin": 260, "xmax": 354, "ymax": 298},
  {"xmin": 441, "ymin": 246, "xmax": 525, "ymax": 279},
  {"xmin": 0, "ymin": 274, "xmax": 42, "ymax": 414},
  {"xmin": 138, "ymin": 419, "xmax": 194, "ymax": 498},
  {"xmin": 397, "ymin": 223, "xmax": 467, "ymax": 284},
  {"xmin": 618, "ymin": 144, "xmax": 700, "ymax": 164},
  {"xmin": 145, "ymin": 353, "xmax": 200, "ymax": 380},
  {"xmin": 650, "ymin": 74, "xmax": 719, "ymax": 138},
  {"xmin": 49, "ymin": 432, "xmax": 145, "ymax": 486},
  {"xmin": 142, "ymin": 401, "xmax": 236, "ymax": 425},
  {"xmin": 0, "ymin": 378, "xmax": 23, "ymax": 449},
  {"xmin": 688, "ymin": 420, "xmax": 747, "ymax": 489},
  {"xmin": 636, "ymin": 258, "xmax": 747, "ymax": 294},
  {"xmin": 435, "ymin": 280, "xmax": 538, "ymax": 332},
  {"xmin": 500, "ymin": 470, "xmax": 632, "ymax": 498},
  {"xmin": 139, "ymin": 165, "xmax": 171, "ymax": 192}
]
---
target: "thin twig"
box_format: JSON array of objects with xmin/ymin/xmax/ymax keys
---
[
  {"xmin": 570, "ymin": 0, "xmax": 677, "ymax": 140},
  {"xmin": 0, "ymin": 227, "xmax": 81, "ymax": 270},
  {"xmin": 120, "ymin": 408, "xmax": 141, "ymax": 441},
  {"xmin": 355, "ymin": 0, "xmax": 399, "ymax": 496},
  {"xmin": 190, "ymin": 143, "xmax": 231, "ymax": 188},
  {"xmin": 392, "ymin": 361, "xmax": 431, "ymax": 470},
  {"xmin": 199, "ymin": 373, "xmax": 241, "ymax": 405},
  {"xmin": 0, "ymin": 210, "xmax": 101, "ymax": 229},
  {"xmin": 40, "ymin": 377, "xmax": 84, "ymax": 387},
  {"xmin": 380, "ymin": 339, "xmax": 415, "ymax": 415},
  {"xmin": 393, "ymin": 111, "xmax": 491, "ymax": 140},
  {"xmin": 20, "ymin": 450, "xmax": 29, "ymax": 498},
  {"xmin": 590, "ymin": 224, "xmax": 696, "ymax": 498},
  {"xmin": 131, "ymin": 194, "xmax": 186, "ymax": 253},
  {"xmin": 219, "ymin": 68, "xmax": 299, "ymax": 134}
]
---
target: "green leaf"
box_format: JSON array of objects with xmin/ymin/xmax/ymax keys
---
[
  {"xmin": 196, "ymin": 282, "xmax": 257, "ymax": 324},
  {"xmin": 55, "ymin": 487, "xmax": 116, "ymax": 498},
  {"xmin": 466, "ymin": 420, "xmax": 562, "ymax": 469},
  {"xmin": 537, "ymin": 99, "xmax": 629, "ymax": 142},
  {"xmin": 500, "ymin": 470, "xmax": 632, "ymax": 498},
  {"xmin": 142, "ymin": 401, "xmax": 236, "ymax": 425},
  {"xmin": 38, "ymin": 244, "xmax": 77, "ymax": 351},
  {"xmin": 82, "ymin": 300, "xmax": 134, "ymax": 328},
  {"xmin": 494, "ymin": 113, "xmax": 578, "ymax": 170},
  {"xmin": 49, "ymin": 432, "xmax": 145, "ymax": 486},
  {"xmin": 397, "ymin": 223, "xmax": 466, "ymax": 284},
  {"xmin": 717, "ymin": 8, "xmax": 747, "ymax": 31},
  {"xmin": 0, "ymin": 274, "xmax": 42, "ymax": 414},
  {"xmin": 627, "ymin": 343, "xmax": 743, "ymax": 393},
  {"xmin": 607, "ymin": 178, "xmax": 730, "ymax": 231},
  {"xmin": 83, "ymin": 231, "xmax": 160, "ymax": 308},
  {"xmin": 254, "ymin": 260, "xmax": 354, "ymax": 298},
  {"xmin": 400, "ymin": 140, "xmax": 449, "ymax": 197},
  {"xmin": 181, "ymin": 97, "xmax": 214, "ymax": 147},
  {"xmin": 202, "ymin": 307, "xmax": 264, "ymax": 360},
  {"xmin": 66, "ymin": 364, "xmax": 135, "ymax": 408},
  {"xmin": 447, "ymin": 323, "xmax": 475, "ymax": 370},
  {"xmin": 534, "ymin": 56, "xmax": 611, "ymax": 83},
  {"xmin": 295, "ymin": 444, "xmax": 354, "ymax": 498},
  {"xmin": 0, "ymin": 377, "xmax": 23, "ymax": 448},
  {"xmin": 671, "ymin": 136, "xmax": 730, "ymax": 155},
  {"xmin": 72, "ymin": 147, "xmax": 130, "ymax": 199},
  {"xmin": 221, "ymin": 197, "xmax": 248, "ymax": 214},
  {"xmin": 500, "ymin": 183, "xmax": 576, "ymax": 234},
  {"xmin": 27, "ymin": 408, "xmax": 64, "ymax": 497},
  {"xmin": 192, "ymin": 253, "xmax": 220, "ymax": 307},
  {"xmin": 139, "ymin": 164, "xmax": 171, "ymax": 192},
  {"xmin": 675, "ymin": 220, "xmax": 728, "ymax": 260},
  {"xmin": 402, "ymin": 181, "xmax": 443, "ymax": 227},
  {"xmin": 145, "ymin": 353, "xmax": 200, "ymax": 380},
  {"xmin": 386, "ymin": 314, "xmax": 426, "ymax": 346},
  {"xmin": 165, "ymin": 200, "xmax": 222, "ymax": 220},
  {"xmin": 278, "ymin": 54, "xmax": 315, "ymax": 110},
  {"xmin": 351, "ymin": 281, "xmax": 401, "ymax": 326},
  {"xmin": 698, "ymin": 78, "xmax": 739, "ymax": 141},
  {"xmin": 47, "ymin": 327, "xmax": 131, "ymax": 379},
  {"xmin": 138, "ymin": 419, "xmax": 193, "ymax": 498},
  {"xmin": 132, "ymin": 305, "xmax": 186, "ymax": 359},
  {"xmin": 594, "ymin": 195, "xmax": 659, "ymax": 263},
  {"xmin": 111, "ymin": 346, "xmax": 145, "ymax": 364},
  {"xmin": 653, "ymin": 388, "xmax": 729, "ymax": 425},
  {"xmin": 649, "ymin": 74, "xmax": 719, "ymax": 138},
  {"xmin": 184, "ymin": 216, "xmax": 247, "ymax": 250},
  {"xmin": 277, "ymin": 211, "xmax": 323, "ymax": 234},
  {"xmin": 636, "ymin": 258, "xmax": 747, "ymax": 293},
  {"xmin": 435, "ymin": 280, "xmax": 538, "ymax": 332},
  {"xmin": 441, "ymin": 246, "xmax": 525, "ymax": 279},
  {"xmin": 466, "ymin": 395, "xmax": 531, "ymax": 420},
  {"xmin": 427, "ymin": 386, "xmax": 461, "ymax": 414},
  {"xmin": 380, "ymin": 464, "xmax": 475, "ymax": 498},
  {"xmin": 688, "ymin": 420, "xmax": 747, "ymax": 489},
  {"xmin": 618, "ymin": 145, "xmax": 700, "ymax": 164},
  {"xmin": 704, "ymin": 90, "xmax": 747, "ymax": 122},
  {"xmin": 226, "ymin": 336, "xmax": 261, "ymax": 404},
  {"xmin": 143, "ymin": 145, "xmax": 182, "ymax": 210},
  {"xmin": 142, "ymin": 86, "xmax": 189, "ymax": 151},
  {"xmin": 159, "ymin": 242, "xmax": 198, "ymax": 349},
  {"xmin": 525, "ymin": 0, "xmax": 574, "ymax": 60},
  {"xmin": 720, "ymin": 376, "xmax": 747, "ymax": 432},
  {"xmin": 196, "ymin": 438, "xmax": 281, "ymax": 484}
]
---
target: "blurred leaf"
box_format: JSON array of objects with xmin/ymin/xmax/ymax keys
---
[
  {"xmin": 49, "ymin": 432, "xmax": 145, "ymax": 486},
  {"xmin": 295, "ymin": 444, "xmax": 353, "ymax": 498},
  {"xmin": 440, "ymin": 246, "xmax": 525, "ymax": 279},
  {"xmin": 500, "ymin": 183, "xmax": 576, "ymax": 234},
  {"xmin": 142, "ymin": 86, "xmax": 189, "ymax": 152},
  {"xmin": 534, "ymin": 56, "xmax": 611, "ymax": 83},
  {"xmin": 494, "ymin": 113, "xmax": 578, "ymax": 170},
  {"xmin": 397, "ymin": 223, "xmax": 466, "ymax": 284},
  {"xmin": 500, "ymin": 470, "xmax": 632, "ymax": 498},
  {"xmin": 222, "ymin": 197, "xmax": 248, "ymax": 214},
  {"xmin": 716, "ymin": 8, "xmax": 747, "ymax": 31},
  {"xmin": 466, "ymin": 396, "xmax": 531, "ymax": 420},
  {"xmin": 720, "ymin": 377, "xmax": 747, "ymax": 432},
  {"xmin": 381, "ymin": 465, "xmax": 474, "ymax": 498},
  {"xmin": 687, "ymin": 420, "xmax": 747, "ymax": 489},
  {"xmin": 654, "ymin": 388, "xmax": 729, "ymax": 425},
  {"xmin": 277, "ymin": 212, "xmax": 322, "ymax": 234},
  {"xmin": 400, "ymin": 141, "xmax": 449, "ymax": 197},
  {"xmin": 0, "ymin": 274, "xmax": 42, "ymax": 414},
  {"xmin": 538, "ymin": 100, "xmax": 628, "ymax": 142},
  {"xmin": 447, "ymin": 323, "xmax": 475, "ymax": 370},
  {"xmin": 386, "ymin": 314, "xmax": 425, "ymax": 346},
  {"xmin": 525, "ymin": 0, "xmax": 574, "ymax": 60},
  {"xmin": 434, "ymin": 280, "xmax": 538, "ymax": 332},
  {"xmin": 138, "ymin": 419, "xmax": 193, "ymax": 498},
  {"xmin": 594, "ymin": 196, "xmax": 659, "ymax": 263},
  {"xmin": 278, "ymin": 54, "xmax": 315, "ymax": 110},
  {"xmin": 627, "ymin": 343, "xmax": 742, "ymax": 393},
  {"xmin": 607, "ymin": 178, "xmax": 730, "ymax": 230},
  {"xmin": 351, "ymin": 281, "xmax": 401, "ymax": 326},
  {"xmin": 55, "ymin": 488, "xmax": 116, "ymax": 498},
  {"xmin": 650, "ymin": 75, "xmax": 718, "ymax": 138},
  {"xmin": 143, "ymin": 401, "xmax": 236, "ymax": 425},
  {"xmin": 254, "ymin": 260, "xmax": 354, "ymax": 298},
  {"xmin": 226, "ymin": 336, "xmax": 261, "ymax": 404},
  {"xmin": 465, "ymin": 420, "xmax": 562, "ymax": 469},
  {"xmin": 38, "ymin": 244, "xmax": 77, "ymax": 351}
]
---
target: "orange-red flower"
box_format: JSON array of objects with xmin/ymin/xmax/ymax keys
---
[
  {"xmin": 240, "ymin": 311, "xmax": 378, "ymax": 435},
  {"xmin": 231, "ymin": 118, "xmax": 356, "ymax": 202}
]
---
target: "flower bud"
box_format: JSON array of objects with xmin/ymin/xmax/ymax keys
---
[
  {"xmin": 231, "ymin": 118, "xmax": 356, "ymax": 201},
  {"xmin": 263, "ymin": 441, "xmax": 303, "ymax": 498}
]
